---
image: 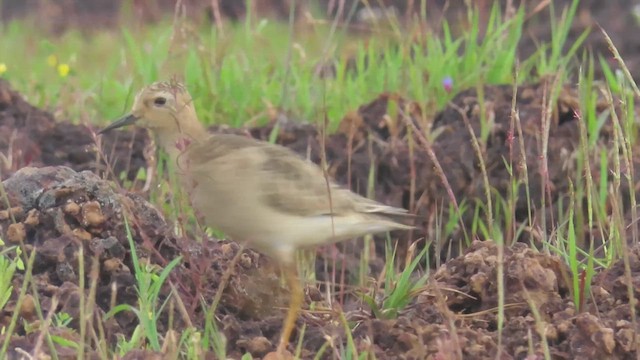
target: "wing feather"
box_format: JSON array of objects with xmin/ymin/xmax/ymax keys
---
[{"xmin": 185, "ymin": 134, "xmax": 412, "ymax": 223}]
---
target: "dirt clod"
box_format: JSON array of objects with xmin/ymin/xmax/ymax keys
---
[
  {"xmin": 0, "ymin": 207, "xmax": 23, "ymax": 221},
  {"xmin": 237, "ymin": 336, "xmax": 272, "ymax": 356},
  {"xmin": 81, "ymin": 200, "xmax": 106, "ymax": 227},
  {"xmin": 24, "ymin": 208, "xmax": 39, "ymax": 226},
  {"xmin": 63, "ymin": 201, "xmax": 80, "ymax": 216},
  {"xmin": 572, "ymin": 313, "xmax": 616, "ymax": 357},
  {"xmin": 6, "ymin": 222, "xmax": 25, "ymax": 243},
  {"xmin": 18, "ymin": 294, "xmax": 35, "ymax": 321},
  {"xmin": 103, "ymin": 257, "xmax": 128, "ymax": 273},
  {"xmin": 0, "ymin": 166, "xmax": 179, "ymax": 344},
  {"xmin": 72, "ymin": 227, "xmax": 92, "ymax": 241},
  {"xmin": 239, "ymin": 252, "xmax": 253, "ymax": 268},
  {"xmin": 263, "ymin": 350, "xmax": 294, "ymax": 360}
]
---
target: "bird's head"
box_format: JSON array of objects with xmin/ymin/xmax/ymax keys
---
[{"xmin": 99, "ymin": 80, "xmax": 199, "ymax": 136}]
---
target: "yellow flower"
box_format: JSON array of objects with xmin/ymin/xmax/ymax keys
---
[
  {"xmin": 47, "ymin": 54, "xmax": 58, "ymax": 67},
  {"xmin": 0, "ymin": 63, "xmax": 6, "ymax": 75},
  {"xmin": 57, "ymin": 63, "xmax": 70, "ymax": 78}
]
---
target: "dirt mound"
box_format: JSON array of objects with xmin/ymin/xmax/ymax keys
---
[
  {"xmin": 0, "ymin": 166, "xmax": 176, "ymax": 345},
  {"xmin": 0, "ymin": 166, "xmax": 293, "ymax": 358},
  {"xmin": 352, "ymin": 241, "xmax": 638, "ymax": 359},
  {"xmin": 0, "ymin": 79, "xmax": 149, "ymax": 184},
  {"xmin": 0, "ymin": 167, "xmax": 638, "ymax": 358}
]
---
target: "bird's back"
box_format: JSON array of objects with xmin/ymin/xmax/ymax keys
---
[{"xmin": 181, "ymin": 133, "xmax": 413, "ymax": 257}]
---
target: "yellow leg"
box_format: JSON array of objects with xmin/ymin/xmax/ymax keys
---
[{"xmin": 276, "ymin": 264, "xmax": 302, "ymax": 356}]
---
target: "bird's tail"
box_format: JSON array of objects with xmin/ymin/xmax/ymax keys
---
[{"xmin": 361, "ymin": 203, "xmax": 417, "ymax": 229}]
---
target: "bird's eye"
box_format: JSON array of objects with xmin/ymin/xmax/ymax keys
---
[{"xmin": 153, "ymin": 97, "xmax": 167, "ymax": 106}]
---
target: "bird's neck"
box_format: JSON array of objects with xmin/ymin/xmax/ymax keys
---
[{"xmin": 155, "ymin": 120, "xmax": 208, "ymax": 163}]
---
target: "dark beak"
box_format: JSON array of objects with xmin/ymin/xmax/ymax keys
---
[{"xmin": 98, "ymin": 114, "xmax": 139, "ymax": 135}]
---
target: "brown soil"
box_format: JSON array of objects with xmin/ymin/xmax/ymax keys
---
[
  {"xmin": 0, "ymin": 79, "xmax": 149, "ymax": 184},
  {"xmin": 1, "ymin": 62, "xmax": 640, "ymax": 358},
  {"xmin": 1, "ymin": 163, "xmax": 639, "ymax": 358}
]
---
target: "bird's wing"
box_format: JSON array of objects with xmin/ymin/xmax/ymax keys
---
[
  {"xmin": 186, "ymin": 134, "xmax": 410, "ymax": 219},
  {"xmin": 183, "ymin": 134, "xmax": 340, "ymax": 216},
  {"xmin": 255, "ymin": 145, "xmax": 359, "ymax": 217}
]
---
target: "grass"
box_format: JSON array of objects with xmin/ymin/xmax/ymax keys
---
[
  {"xmin": 1, "ymin": 2, "xmax": 542, "ymax": 131},
  {"xmin": 0, "ymin": 0, "xmax": 639, "ymax": 358},
  {"xmin": 106, "ymin": 216, "xmax": 183, "ymax": 353}
]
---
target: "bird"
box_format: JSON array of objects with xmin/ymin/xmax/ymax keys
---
[{"xmin": 98, "ymin": 80, "xmax": 414, "ymax": 357}]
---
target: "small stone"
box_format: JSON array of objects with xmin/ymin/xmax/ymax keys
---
[
  {"xmin": 238, "ymin": 336, "xmax": 272, "ymax": 356},
  {"xmin": 19, "ymin": 294, "xmax": 36, "ymax": 321},
  {"xmin": 6, "ymin": 223, "xmax": 26, "ymax": 243},
  {"xmin": 576, "ymin": 313, "xmax": 601, "ymax": 335},
  {"xmin": 53, "ymin": 208, "xmax": 73, "ymax": 235},
  {"xmin": 63, "ymin": 201, "xmax": 80, "ymax": 216},
  {"xmin": 470, "ymin": 273, "xmax": 487, "ymax": 294},
  {"xmin": 545, "ymin": 324, "xmax": 558, "ymax": 341},
  {"xmin": 556, "ymin": 321, "xmax": 573, "ymax": 334},
  {"xmin": 616, "ymin": 327, "xmax": 636, "ymax": 352},
  {"xmin": 23, "ymin": 209, "xmax": 39, "ymax": 226},
  {"xmin": 220, "ymin": 243, "xmax": 234, "ymax": 258},
  {"xmin": 239, "ymin": 253, "xmax": 252, "ymax": 268},
  {"xmin": 90, "ymin": 236, "xmax": 126, "ymax": 260},
  {"xmin": 615, "ymin": 320, "xmax": 629, "ymax": 327},
  {"xmin": 0, "ymin": 207, "xmax": 24, "ymax": 221},
  {"xmin": 104, "ymin": 258, "xmax": 129, "ymax": 273},
  {"xmin": 81, "ymin": 201, "xmax": 105, "ymax": 227},
  {"xmin": 306, "ymin": 286, "xmax": 323, "ymax": 302},
  {"xmin": 593, "ymin": 328, "xmax": 615, "ymax": 354},
  {"xmin": 56, "ymin": 262, "xmax": 77, "ymax": 283},
  {"xmin": 72, "ymin": 228, "xmax": 92, "ymax": 241}
]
